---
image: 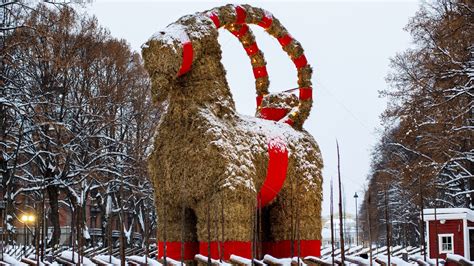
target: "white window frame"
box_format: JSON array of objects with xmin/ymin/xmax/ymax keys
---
[{"xmin": 438, "ymin": 233, "xmax": 454, "ymax": 254}]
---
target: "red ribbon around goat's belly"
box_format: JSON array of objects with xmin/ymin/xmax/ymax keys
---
[{"xmin": 258, "ymin": 137, "xmax": 289, "ymax": 207}]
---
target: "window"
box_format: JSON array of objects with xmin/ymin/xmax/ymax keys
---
[{"xmin": 439, "ymin": 234, "xmax": 454, "ymax": 254}]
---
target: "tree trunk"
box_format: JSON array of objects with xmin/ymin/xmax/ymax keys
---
[{"xmin": 47, "ymin": 185, "xmax": 61, "ymax": 247}]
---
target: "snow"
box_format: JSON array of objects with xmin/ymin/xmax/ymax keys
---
[
  {"xmin": 268, "ymin": 137, "xmax": 287, "ymax": 153},
  {"xmin": 377, "ymin": 255, "xmax": 413, "ymax": 266},
  {"xmin": 409, "ymin": 255, "xmax": 443, "ymax": 265},
  {"xmin": 290, "ymin": 257, "xmax": 307, "ymax": 266},
  {"xmin": 160, "ymin": 257, "xmax": 186, "ymax": 265},
  {"xmin": 6, "ymin": 222, "xmax": 14, "ymax": 231},
  {"xmin": 83, "ymin": 227, "xmax": 91, "ymax": 240},
  {"xmin": 199, "ymin": 108, "xmax": 322, "ymax": 191},
  {"xmin": 106, "ymin": 194, "xmax": 113, "ymax": 216},
  {"xmin": 60, "ymin": 251, "xmax": 94, "ymax": 265},
  {"xmin": 304, "ymin": 256, "xmax": 332, "ymax": 265},
  {"xmin": 261, "ymin": 255, "xmax": 307, "ymax": 266},
  {"xmin": 95, "ymin": 254, "xmax": 121, "ymax": 265},
  {"xmin": 229, "ymin": 254, "xmax": 252, "ymax": 265},
  {"xmin": 347, "ymin": 245, "xmax": 364, "ymax": 254},
  {"xmin": 127, "ymin": 255, "xmax": 162, "ymax": 265},
  {"xmin": 345, "ymin": 255, "xmax": 371, "ymax": 265},
  {"xmin": 150, "ymin": 24, "xmax": 190, "ymax": 48},
  {"xmin": 47, "ymin": 162, "xmax": 56, "ymax": 173},
  {"xmin": 446, "ymin": 253, "xmax": 474, "ymax": 265},
  {"xmin": 263, "ymin": 254, "xmax": 293, "ymax": 265},
  {"xmin": 42, "ymin": 262, "xmax": 60, "ymax": 266},
  {"xmin": 195, "ymin": 254, "xmax": 232, "ymax": 265},
  {"xmin": 147, "ymin": 13, "xmax": 213, "ymax": 51},
  {"xmin": 124, "ymin": 225, "xmax": 132, "ymax": 242},
  {"xmin": 3, "ymin": 254, "xmax": 28, "ymax": 265},
  {"xmin": 423, "ymin": 207, "xmax": 474, "ymax": 221},
  {"xmin": 138, "ymin": 207, "xmax": 145, "ymax": 231}
]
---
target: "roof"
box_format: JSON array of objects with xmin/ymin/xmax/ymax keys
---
[{"xmin": 423, "ymin": 208, "xmax": 474, "ymax": 222}]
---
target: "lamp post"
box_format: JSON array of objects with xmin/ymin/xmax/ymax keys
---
[
  {"xmin": 0, "ymin": 200, "xmax": 5, "ymax": 261},
  {"xmin": 21, "ymin": 214, "xmax": 35, "ymax": 257},
  {"xmin": 353, "ymin": 192, "xmax": 359, "ymax": 246}
]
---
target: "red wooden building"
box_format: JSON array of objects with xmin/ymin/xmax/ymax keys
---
[{"xmin": 423, "ymin": 208, "xmax": 474, "ymax": 261}]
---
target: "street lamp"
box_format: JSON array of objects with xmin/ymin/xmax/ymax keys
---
[
  {"xmin": 353, "ymin": 192, "xmax": 359, "ymax": 246},
  {"xmin": 20, "ymin": 214, "xmax": 35, "ymax": 257},
  {"xmin": 0, "ymin": 200, "xmax": 5, "ymax": 261}
]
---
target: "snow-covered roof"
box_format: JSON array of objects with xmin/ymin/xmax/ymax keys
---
[
  {"xmin": 323, "ymin": 218, "xmax": 356, "ymax": 229},
  {"xmin": 423, "ymin": 208, "xmax": 474, "ymax": 222}
]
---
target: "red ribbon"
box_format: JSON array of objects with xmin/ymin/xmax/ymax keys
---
[
  {"xmin": 284, "ymin": 118, "xmax": 294, "ymax": 126},
  {"xmin": 231, "ymin": 24, "xmax": 249, "ymax": 39},
  {"xmin": 244, "ymin": 43, "xmax": 259, "ymax": 56},
  {"xmin": 209, "ymin": 13, "xmax": 220, "ymax": 28},
  {"xmin": 177, "ymin": 41, "xmax": 193, "ymax": 76},
  {"xmin": 253, "ymin": 66, "xmax": 268, "ymax": 79},
  {"xmin": 277, "ymin": 34, "xmax": 293, "ymax": 47},
  {"xmin": 256, "ymin": 95, "xmax": 264, "ymax": 107},
  {"xmin": 258, "ymin": 138, "xmax": 288, "ymax": 207},
  {"xmin": 158, "ymin": 240, "xmax": 321, "ymax": 260},
  {"xmin": 258, "ymin": 15, "xmax": 273, "ymax": 29},
  {"xmin": 158, "ymin": 241, "xmax": 199, "ymax": 260},
  {"xmin": 235, "ymin": 5, "xmax": 247, "ymax": 24},
  {"xmin": 259, "ymin": 108, "xmax": 289, "ymax": 122},
  {"xmin": 293, "ymin": 54, "xmax": 307, "ymax": 69},
  {"xmin": 263, "ymin": 240, "xmax": 322, "ymax": 258},
  {"xmin": 299, "ymin": 87, "xmax": 312, "ymax": 100}
]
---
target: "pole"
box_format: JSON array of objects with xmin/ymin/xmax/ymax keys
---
[
  {"xmin": 367, "ymin": 193, "xmax": 373, "ymax": 266},
  {"xmin": 41, "ymin": 195, "xmax": 46, "ymax": 262},
  {"xmin": 207, "ymin": 199, "xmax": 211, "ymax": 266},
  {"xmin": 434, "ymin": 191, "xmax": 439, "ymax": 266},
  {"xmin": 296, "ymin": 178, "xmax": 301, "ymax": 265},
  {"xmin": 290, "ymin": 177, "xmax": 294, "ymax": 258},
  {"xmin": 0, "ymin": 205, "xmax": 5, "ymax": 260},
  {"xmin": 163, "ymin": 202, "xmax": 168, "ymax": 266},
  {"xmin": 336, "ymin": 141, "xmax": 345, "ymax": 264},
  {"xmin": 108, "ymin": 213, "xmax": 112, "ymax": 264},
  {"xmin": 220, "ymin": 197, "xmax": 225, "ymax": 261},
  {"xmin": 419, "ymin": 175, "xmax": 426, "ymax": 261},
  {"xmin": 384, "ymin": 183, "xmax": 390, "ymax": 266},
  {"xmin": 258, "ymin": 197, "xmax": 262, "ymax": 259},
  {"xmin": 119, "ymin": 180, "xmax": 125, "ymax": 266},
  {"xmin": 330, "ymin": 177, "xmax": 335, "ymax": 266},
  {"xmin": 215, "ymin": 207, "xmax": 221, "ymax": 262},
  {"xmin": 252, "ymin": 203, "xmax": 256, "ymax": 266},
  {"xmin": 72, "ymin": 209, "xmax": 75, "ymax": 264},
  {"xmin": 181, "ymin": 204, "xmax": 185, "ymax": 265},
  {"xmin": 354, "ymin": 192, "xmax": 359, "ymax": 247},
  {"xmin": 145, "ymin": 207, "xmax": 149, "ymax": 264},
  {"xmin": 36, "ymin": 204, "xmax": 40, "ymax": 265},
  {"xmin": 24, "ymin": 223, "xmax": 27, "ymax": 257}
]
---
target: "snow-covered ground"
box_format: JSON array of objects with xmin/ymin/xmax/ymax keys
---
[{"xmin": 1, "ymin": 244, "xmax": 472, "ymax": 265}]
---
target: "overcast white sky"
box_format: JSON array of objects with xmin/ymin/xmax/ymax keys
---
[{"xmin": 86, "ymin": 0, "xmax": 420, "ymax": 217}]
